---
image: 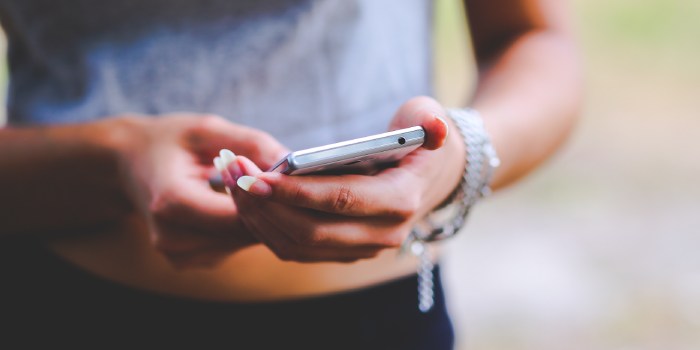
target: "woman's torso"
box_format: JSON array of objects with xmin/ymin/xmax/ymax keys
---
[
  {"xmin": 1, "ymin": 0, "xmax": 433, "ymax": 149},
  {"xmin": 0, "ymin": 0, "xmax": 435, "ymax": 301}
]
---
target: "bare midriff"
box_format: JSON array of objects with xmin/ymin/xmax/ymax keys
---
[{"xmin": 47, "ymin": 215, "xmax": 425, "ymax": 302}]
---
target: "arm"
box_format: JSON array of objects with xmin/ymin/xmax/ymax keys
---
[
  {"xmin": 0, "ymin": 115, "xmax": 288, "ymax": 268},
  {"xmin": 464, "ymin": 0, "xmax": 583, "ymax": 188},
  {"xmin": 221, "ymin": 0, "xmax": 582, "ymax": 263},
  {"xmin": 0, "ymin": 120, "xmax": 134, "ymax": 235}
]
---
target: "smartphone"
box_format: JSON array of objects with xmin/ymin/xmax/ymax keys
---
[{"xmin": 269, "ymin": 126, "xmax": 425, "ymax": 175}]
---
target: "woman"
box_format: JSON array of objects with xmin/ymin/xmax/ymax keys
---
[{"xmin": 0, "ymin": 0, "xmax": 581, "ymax": 348}]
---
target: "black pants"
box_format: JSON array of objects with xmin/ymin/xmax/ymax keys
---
[{"xmin": 1, "ymin": 237, "xmax": 454, "ymax": 349}]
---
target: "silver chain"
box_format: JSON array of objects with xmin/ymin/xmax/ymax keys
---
[
  {"xmin": 402, "ymin": 108, "xmax": 500, "ymax": 313},
  {"xmin": 414, "ymin": 240, "xmax": 435, "ymax": 312}
]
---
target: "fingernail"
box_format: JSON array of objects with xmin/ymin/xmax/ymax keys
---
[
  {"xmin": 237, "ymin": 176, "xmax": 272, "ymax": 197},
  {"xmin": 237, "ymin": 176, "xmax": 256, "ymax": 191},
  {"xmin": 220, "ymin": 149, "xmax": 236, "ymax": 165},
  {"xmin": 213, "ymin": 156, "xmax": 225, "ymax": 172},
  {"xmin": 218, "ymin": 149, "xmax": 243, "ymax": 184}
]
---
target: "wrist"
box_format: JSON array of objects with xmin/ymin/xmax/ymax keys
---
[
  {"xmin": 434, "ymin": 113, "xmax": 467, "ymax": 209},
  {"xmin": 412, "ymin": 108, "xmax": 500, "ymax": 242},
  {"xmin": 92, "ymin": 115, "xmax": 152, "ymax": 162},
  {"xmin": 0, "ymin": 119, "xmax": 142, "ymax": 234},
  {"xmin": 88, "ymin": 115, "xmax": 154, "ymax": 214}
]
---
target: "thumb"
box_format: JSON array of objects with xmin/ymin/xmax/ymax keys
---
[
  {"xmin": 193, "ymin": 116, "xmax": 289, "ymax": 169},
  {"xmin": 389, "ymin": 96, "xmax": 449, "ymax": 150}
]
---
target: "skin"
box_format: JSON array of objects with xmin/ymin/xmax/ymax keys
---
[
  {"xmin": 0, "ymin": 0, "xmax": 581, "ymax": 301},
  {"xmin": 227, "ymin": 97, "xmax": 458, "ymax": 263},
  {"xmin": 1, "ymin": 114, "xmax": 286, "ymax": 268}
]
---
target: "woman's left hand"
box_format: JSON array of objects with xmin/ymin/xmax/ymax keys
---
[{"xmin": 225, "ymin": 96, "xmax": 465, "ymax": 263}]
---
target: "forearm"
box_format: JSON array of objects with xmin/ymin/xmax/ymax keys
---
[
  {"xmin": 470, "ymin": 29, "xmax": 583, "ymax": 189},
  {"xmin": 0, "ymin": 120, "xmax": 135, "ymax": 236}
]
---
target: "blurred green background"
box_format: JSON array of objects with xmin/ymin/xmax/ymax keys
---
[{"xmin": 434, "ymin": 0, "xmax": 700, "ymax": 349}]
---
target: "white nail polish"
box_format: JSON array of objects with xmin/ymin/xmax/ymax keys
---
[
  {"xmin": 237, "ymin": 176, "xmax": 257, "ymax": 191},
  {"xmin": 213, "ymin": 157, "xmax": 225, "ymax": 171},
  {"xmin": 220, "ymin": 149, "xmax": 236, "ymax": 165}
]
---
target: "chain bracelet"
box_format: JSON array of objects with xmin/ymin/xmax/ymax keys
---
[
  {"xmin": 410, "ymin": 240, "xmax": 435, "ymax": 313},
  {"xmin": 407, "ymin": 107, "xmax": 500, "ymax": 313}
]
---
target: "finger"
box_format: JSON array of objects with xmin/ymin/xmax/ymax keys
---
[
  {"xmin": 389, "ymin": 96, "xmax": 449, "ymax": 150},
  {"xmin": 233, "ymin": 185, "xmax": 296, "ymax": 252},
  {"xmin": 150, "ymin": 177, "xmax": 239, "ymax": 230},
  {"xmin": 234, "ymin": 189, "xmax": 407, "ymax": 248},
  {"xmin": 258, "ymin": 217, "xmax": 383, "ymax": 263},
  {"xmin": 220, "ymin": 155, "xmax": 266, "ymax": 197},
  {"xmin": 254, "ymin": 202, "xmax": 386, "ymax": 262},
  {"xmin": 238, "ymin": 171, "xmax": 419, "ymax": 219},
  {"xmin": 235, "ymin": 156, "xmax": 263, "ymax": 176},
  {"xmin": 190, "ymin": 115, "xmax": 289, "ymax": 169},
  {"xmin": 214, "ymin": 151, "xmax": 257, "ymax": 190},
  {"xmin": 236, "ymin": 197, "xmax": 384, "ymax": 262}
]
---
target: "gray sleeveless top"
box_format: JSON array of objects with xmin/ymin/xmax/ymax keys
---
[{"xmin": 0, "ymin": 0, "xmax": 432, "ymax": 149}]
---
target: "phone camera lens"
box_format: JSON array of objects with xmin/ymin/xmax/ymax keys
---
[{"xmin": 398, "ymin": 137, "xmax": 406, "ymax": 145}]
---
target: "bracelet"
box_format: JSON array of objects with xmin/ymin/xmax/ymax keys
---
[
  {"xmin": 403, "ymin": 107, "xmax": 500, "ymax": 313},
  {"xmin": 410, "ymin": 107, "xmax": 500, "ymax": 242}
]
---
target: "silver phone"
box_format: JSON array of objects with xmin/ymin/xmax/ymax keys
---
[{"xmin": 269, "ymin": 126, "xmax": 425, "ymax": 175}]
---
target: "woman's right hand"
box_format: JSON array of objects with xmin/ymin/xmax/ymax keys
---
[{"xmin": 107, "ymin": 114, "xmax": 289, "ymax": 269}]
